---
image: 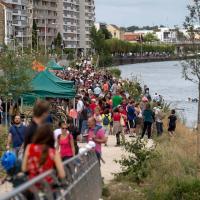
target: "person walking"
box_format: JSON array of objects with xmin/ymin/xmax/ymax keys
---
[
  {"xmin": 134, "ymin": 103, "xmax": 143, "ymax": 135},
  {"xmin": 87, "ymin": 117, "xmax": 107, "ymax": 163},
  {"xmin": 22, "ymin": 124, "xmax": 65, "ymax": 182},
  {"xmin": 127, "ymin": 100, "xmax": 137, "ymax": 137},
  {"xmin": 67, "ymin": 118, "xmax": 80, "ymax": 155},
  {"xmin": 112, "ymin": 90, "xmax": 122, "ymax": 109},
  {"xmin": 112, "ymin": 108, "xmax": 123, "ymax": 146},
  {"xmin": 24, "ymin": 100, "xmax": 50, "ymax": 150},
  {"xmin": 141, "ymin": 103, "xmax": 154, "ymax": 139},
  {"xmin": 102, "ymin": 109, "xmax": 112, "ymax": 146},
  {"xmin": 94, "ymin": 107, "xmax": 103, "ymax": 126},
  {"xmin": 6, "ymin": 115, "xmax": 26, "ymax": 158},
  {"xmin": 57, "ymin": 122, "xmax": 75, "ymax": 161},
  {"xmin": 154, "ymin": 102, "xmax": 164, "ymax": 136},
  {"xmin": 168, "ymin": 109, "xmax": 177, "ymax": 136}
]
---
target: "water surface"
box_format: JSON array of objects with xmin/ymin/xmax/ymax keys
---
[{"xmin": 119, "ymin": 61, "xmax": 198, "ymax": 128}]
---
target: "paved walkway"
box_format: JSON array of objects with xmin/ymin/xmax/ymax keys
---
[{"xmin": 101, "ymin": 135, "xmax": 123, "ymax": 183}]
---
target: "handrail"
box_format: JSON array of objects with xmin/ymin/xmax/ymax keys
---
[{"xmin": 0, "ymin": 149, "xmax": 102, "ymax": 200}]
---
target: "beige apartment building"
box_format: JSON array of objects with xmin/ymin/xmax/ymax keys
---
[
  {"xmin": 27, "ymin": 0, "xmax": 58, "ymax": 46},
  {"xmin": 0, "ymin": 0, "xmax": 95, "ymax": 51},
  {"xmin": 3, "ymin": 0, "xmax": 28, "ymax": 46},
  {"xmin": 107, "ymin": 24, "xmax": 122, "ymax": 40},
  {"xmin": 0, "ymin": 1, "xmax": 12, "ymax": 45},
  {"xmin": 58, "ymin": 0, "xmax": 95, "ymax": 53}
]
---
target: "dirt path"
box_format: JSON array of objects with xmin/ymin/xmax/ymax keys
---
[{"xmin": 101, "ymin": 135, "xmax": 123, "ymax": 184}]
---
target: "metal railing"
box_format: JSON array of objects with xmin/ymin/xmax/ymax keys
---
[{"xmin": 0, "ymin": 150, "xmax": 102, "ymax": 200}]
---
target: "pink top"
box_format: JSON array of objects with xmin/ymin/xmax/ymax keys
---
[
  {"xmin": 59, "ymin": 134, "xmax": 73, "ymax": 158},
  {"xmin": 88, "ymin": 128, "xmax": 105, "ymax": 153}
]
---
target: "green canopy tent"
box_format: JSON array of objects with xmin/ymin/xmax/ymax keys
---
[
  {"xmin": 22, "ymin": 70, "xmax": 76, "ymax": 105},
  {"xmin": 43, "ymin": 70, "xmax": 74, "ymax": 88},
  {"xmin": 47, "ymin": 60, "xmax": 64, "ymax": 70}
]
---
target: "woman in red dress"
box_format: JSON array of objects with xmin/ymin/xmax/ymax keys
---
[{"xmin": 22, "ymin": 124, "xmax": 65, "ymax": 183}]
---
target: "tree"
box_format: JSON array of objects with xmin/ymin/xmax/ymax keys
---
[
  {"xmin": 182, "ymin": 0, "xmax": 200, "ymax": 132},
  {"xmin": 32, "ymin": 19, "xmax": 38, "ymax": 50},
  {"xmin": 54, "ymin": 32, "xmax": 62, "ymax": 48},
  {"xmin": 175, "ymin": 27, "xmax": 187, "ymax": 42},
  {"xmin": 0, "ymin": 51, "xmax": 34, "ymax": 99},
  {"xmin": 100, "ymin": 27, "xmax": 112, "ymax": 40},
  {"xmin": 90, "ymin": 26, "xmax": 106, "ymax": 54},
  {"xmin": 143, "ymin": 33, "xmax": 159, "ymax": 42}
]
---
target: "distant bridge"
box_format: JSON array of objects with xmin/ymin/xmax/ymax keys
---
[{"xmin": 0, "ymin": 150, "xmax": 102, "ymax": 200}]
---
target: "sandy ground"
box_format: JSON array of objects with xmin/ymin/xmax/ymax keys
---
[
  {"xmin": 101, "ymin": 135, "xmax": 123, "ymax": 184},
  {"xmin": 0, "ymin": 135, "xmax": 123, "ymax": 194}
]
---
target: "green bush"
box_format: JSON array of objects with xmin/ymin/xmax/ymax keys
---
[
  {"xmin": 122, "ymin": 79, "xmax": 142, "ymax": 100},
  {"xmin": 115, "ymin": 138, "xmax": 157, "ymax": 184},
  {"xmin": 99, "ymin": 53, "xmax": 113, "ymax": 67},
  {"xmin": 108, "ymin": 68, "xmax": 121, "ymax": 78},
  {"xmin": 148, "ymin": 179, "xmax": 200, "ymax": 200}
]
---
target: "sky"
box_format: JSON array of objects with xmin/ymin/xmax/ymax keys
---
[{"xmin": 95, "ymin": 0, "xmax": 189, "ymax": 27}]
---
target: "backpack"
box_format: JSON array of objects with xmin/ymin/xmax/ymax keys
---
[{"xmin": 103, "ymin": 114, "xmax": 110, "ymax": 126}]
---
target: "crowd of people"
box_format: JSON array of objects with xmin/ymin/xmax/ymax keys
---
[{"xmin": 1, "ymin": 62, "xmax": 178, "ymax": 190}]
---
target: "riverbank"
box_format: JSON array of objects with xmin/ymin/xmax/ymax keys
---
[
  {"xmin": 119, "ymin": 61, "xmax": 198, "ymax": 128},
  {"xmin": 103, "ymin": 120, "xmax": 199, "ymax": 200},
  {"xmin": 112, "ymin": 54, "xmax": 196, "ymax": 66}
]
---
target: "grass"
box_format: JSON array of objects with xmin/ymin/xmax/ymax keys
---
[{"xmin": 103, "ymin": 119, "xmax": 199, "ymax": 200}]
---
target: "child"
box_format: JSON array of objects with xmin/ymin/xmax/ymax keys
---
[
  {"xmin": 102, "ymin": 109, "xmax": 112, "ymax": 146},
  {"xmin": 168, "ymin": 109, "xmax": 177, "ymax": 136},
  {"xmin": 94, "ymin": 107, "xmax": 103, "ymax": 126}
]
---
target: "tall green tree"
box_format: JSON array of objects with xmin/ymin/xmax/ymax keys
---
[
  {"xmin": 182, "ymin": 0, "xmax": 200, "ymax": 132},
  {"xmin": 100, "ymin": 27, "xmax": 112, "ymax": 40},
  {"xmin": 143, "ymin": 33, "xmax": 159, "ymax": 42},
  {"xmin": 90, "ymin": 26, "xmax": 106, "ymax": 54},
  {"xmin": 32, "ymin": 19, "xmax": 38, "ymax": 50},
  {"xmin": 54, "ymin": 32, "xmax": 62, "ymax": 48},
  {"xmin": 0, "ymin": 51, "xmax": 34, "ymax": 99}
]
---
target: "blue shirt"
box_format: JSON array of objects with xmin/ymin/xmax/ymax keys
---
[
  {"xmin": 127, "ymin": 106, "xmax": 136, "ymax": 121},
  {"xmin": 9, "ymin": 124, "xmax": 26, "ymax": 148}
]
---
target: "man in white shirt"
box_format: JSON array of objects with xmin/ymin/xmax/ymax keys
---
[
  {"xmin": 94, "ymin": 84, "xmax": 102, "ymax": 97},
  {"xmin": 154, "ymin": 103, "xmax": 164, "ymax": 136},
  {"xmin": 77, "ymin": 96, "xmax": 84, "ymax": 113},
  {"xmin": 76, "ymin": 96, "xmax": 84, "ymax": 129}
]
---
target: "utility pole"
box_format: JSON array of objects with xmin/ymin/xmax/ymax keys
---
[
  {"xmin": 37, "ymin": 29, "xmax": 39, "ymax": 53},
  {"xmin": 22, "ymin": 30, "xmax": 24, "ymax": 55},
  {"xmin": 45, "ymin": 18, "xmax": 47, "ymax": 56}
]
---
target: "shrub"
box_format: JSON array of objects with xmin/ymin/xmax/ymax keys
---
[
  {"xmin": 108, "ymin": 68, "xmax": 121, "ymax": 78},
  {"xmin": 99, "ymin": 53, "xmax": 113, "ymax": 67},
  {"xmin": 122, "ymin": 79, "xmax": 142, "ymax": 100},
  {"xmin": 115, "ymin": 138, "xmax": 157, "ymax": 184},
  {"xmin": 148, "ymin": 179, "xmax": 200, "ymax": 200}
]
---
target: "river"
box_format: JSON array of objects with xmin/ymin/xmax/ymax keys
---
[{"xmin": 119, "ymin": 61, "xmax": 198, "ymax": 128}]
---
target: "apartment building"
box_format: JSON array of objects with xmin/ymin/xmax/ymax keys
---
[
  {"xmin": 4, "ymin": 0, "xmax": 28, "ymax": 46},
  {"xmin": 80, "ymin": 0, "xmax": 95, "ymax": 51},
  {"xmin": 27, "ymin": 0, "xmax": 58, "ymax": 46},
  {"xmin": 0, "ymin": 1, "xmax": 12, "ymax": 45},
  {"xmin": 58, "ymin": 0, "xmax": 95, "ymax": 53},
  {"xmin": 0, "ymin": 0, "xmax": 95, "ymax": 51}
]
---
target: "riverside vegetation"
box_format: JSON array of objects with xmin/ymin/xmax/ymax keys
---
[
  {"xmin": 103, "ymin": 119, "xmax": 200, "ymax": 200},
  {"xmin": 105, "ymin": 66, "xmax": 200, "ymax": 200}
]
